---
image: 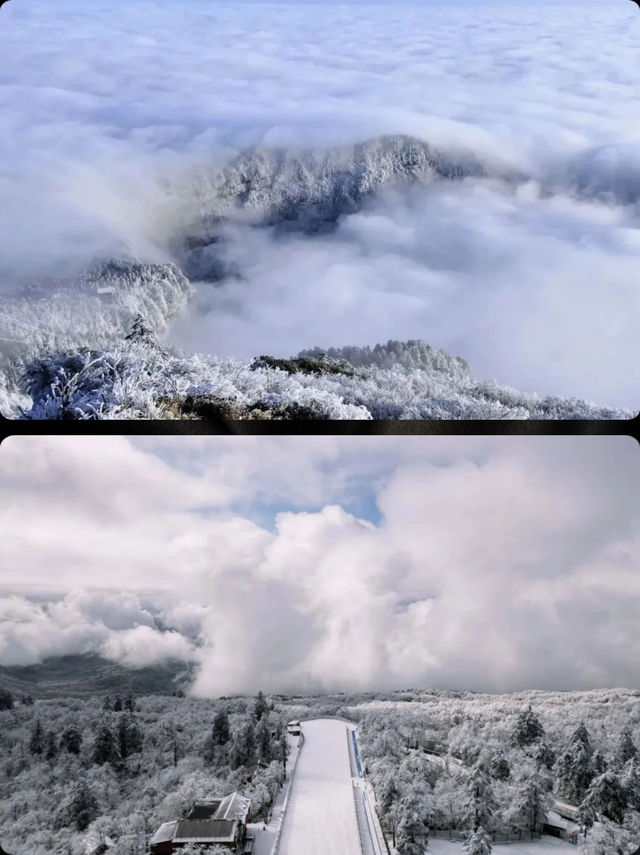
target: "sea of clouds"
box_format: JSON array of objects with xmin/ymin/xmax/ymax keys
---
[
  {"xmin": 2, "ymin": 436, "xmax": 639, "ymax": 695},
  {"xmin": 1, "ymin": 0, "xmax": 639, "ymax": 407}
]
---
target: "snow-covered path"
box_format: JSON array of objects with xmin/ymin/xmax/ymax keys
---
[{"xmin": 279, "ymin": 719, "xmax": 363, "ymax": 855}]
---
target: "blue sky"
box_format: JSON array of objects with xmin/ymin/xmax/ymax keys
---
[{"xmin": 3, "ymin": 435, "xmax": 638, "ymax": 695}]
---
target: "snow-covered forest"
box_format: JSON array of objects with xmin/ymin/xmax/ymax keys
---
[
  {"xmin": 0, "ymin": 688, "xmax": 288, "ymax": 855},
  {"xmin": 1, "ymin": 686, "xmax": 638, "ymax": 855},
  {"xmin": 0, "ymin": 135, "xmax": 636, "ymax": 420}
]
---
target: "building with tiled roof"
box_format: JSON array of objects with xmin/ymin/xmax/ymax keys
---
[{"xmin": 149, "ymin": 792, "xmax": 251, "ymax": 854}]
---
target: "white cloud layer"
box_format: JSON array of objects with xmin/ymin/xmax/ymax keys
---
[
  {"xmin": 1, "ymin": 1, "xmax": 639, "ymax": 405},
  {"xmin": 1, "ymin": 436, "xmax": 639, "ymax": 694}
]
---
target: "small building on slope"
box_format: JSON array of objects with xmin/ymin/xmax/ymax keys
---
[{"xmin": 150, "ymin": 792, "xmax": 251, "ymax": 854}]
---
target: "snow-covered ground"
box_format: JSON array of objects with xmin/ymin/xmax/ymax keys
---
[
  {"xmin": 279, "ymin": 719, "xmax": 363, "ymax": 855},
  {"xmin": 429, "ymin": 837, "xmax": 574, "ymax": 854}
]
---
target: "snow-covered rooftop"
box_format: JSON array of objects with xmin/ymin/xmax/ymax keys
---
[{"xmin": 149, "ymin": 821, "xmax": 178, "ymax": 846}]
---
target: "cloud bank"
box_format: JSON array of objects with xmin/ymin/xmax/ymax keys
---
[
  {"xmin": 2, "ymin": 436, "xmax": 639, "ymax": 694},
  {"xmin": 1, "ymin": 1, "xmax": 639, "ymax": 406}
]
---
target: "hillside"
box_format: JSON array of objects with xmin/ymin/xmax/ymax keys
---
[{"xmin": 0, "ymin": 653, "xmax": 194, "ymax": 699}]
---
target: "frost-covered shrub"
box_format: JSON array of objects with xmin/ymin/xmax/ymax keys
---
[{"xmin": 16, "ymin": 336, "xmax": 631, "ymax": 420}]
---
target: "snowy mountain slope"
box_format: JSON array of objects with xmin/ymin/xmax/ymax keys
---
[
  {"xmin": 176, "ymin": 134, "xmax": 490, "ymax": 278},
  {"xmin": 13, "ymin": 335, "xmax": 630, "ymax": 421}
]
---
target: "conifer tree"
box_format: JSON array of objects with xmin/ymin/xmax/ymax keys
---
[
  {"xmin": 212, "ymin": 708, "xmax": 231, "ymax": 746},
  {"xmin": 254, "ymin": 691, "xmax": 269, "ymax": 722},
  {"xmin": 92, "ymin": 723, "xmax": 120, "ymax": 766},
  {"xmin": 29, "ymin": 718, "xmax": 45, "ymax": 756},
  {"xmin": 45, "ymin": 730, "xmax": 58, "ymax": 761},
  {"xmin": 463, "ymin": 826, "xmax": 492, "ymax": 855},
  {"xmin": 579, "ymin": 772, "xmax": 627, "ymax": 825},
  {"xmin": 256, "ymin": 717, "xmax": 273, "ymax": 764},
  {"xmin": 67, "ymin": 780, "xmax": 99, "ymax": 831},
  {"xmin": 60, "ymin": 723, "xmax": 83, "ymax": 755},
  {"xmin": 465, "ymin": 764, "xmax": 497, "ymax": 832},
  {"xmin": 615, "ymin": 729, "xmax": 637, "ymax": 769},
  {"xmin": 0, "ymin": 689, "xmax": 14, "ymax": 711},
  {"xmin": 555, "ymin": 722, "xmax": 595, "ymax": 803},
  {"xmin": 509, "ymin": 775, "xmax": 549, "ymax": 835},
  {"xmin": 512, "ymin": 706, "xmax": 545, "ymax": 748},
  {"xmin": 621, "ymin": 757, "xmax": 640, "ymax": 810}
]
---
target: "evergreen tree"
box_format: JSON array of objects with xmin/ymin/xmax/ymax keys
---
[
  {"xmin": 230, "ymin": 723, "xmax": 255, "ymax": 768},
  {"xmin": 615, "ymin": 729, "xmax": 637, "ymax": 768},
  {"xmin": 113, "ymin": 694, "xmax": 123, "ymax": 712},
  {"xmin": 535, "ymin": 743, "xmax": 556, "ymax": 770},
  {"xmin": 254, "ymin": 691, "xmax": 269, "ymax": 722},
  {"xmin": 212, "ymin": 708, "xmax": 231, "ymax": 746},
  {"xmin": 593, "ymin": 751, "xmax": 607, "ymax": 775},
  {"xmin": 60, "ymin": 723, "xmax": 83, "ymax": 755},
  {"xmin": 509, "ymin": 775, "xmax": 549, "ymax": 835},
  {"xmin": 92, "ymin": 723, "xmax": 120, "ymax": 765},
  {"xmin": 380, "ymin": 776, "xmax": 399, "ymax": 814},
  {"xmin": 124, "ymin": 691, "xmax": 136, "ymax": 713},
  {"xmin": 621, "ymin": 757, "xmax": 640, "ymax": 810},
  {"xmin": 577, "ymin": 796, "xmax": 598, "ymax": 833},
  {"xmin": 21, "ymin": 693, "xmax": 35, "ymax": 706},
  {"xmin": 512, "ymin": 706, "xmax": 545, "ymax": 748},
  {"xmin": 256, "ymin": 717, "xmax": 273, "ymax": 764},
  {"xmin": 102, "ymin": 694, "xmax": 114, "ymax": 712},
  {"xmin": 465, "ymin": 764, "xmax": 497, "ymax": 832},
  {"xmin": 463, "ymin": 826, "xmax": 492, "ymax": 855},
  {"xmin": 0, "ymin": 689, "xmax": 14, "ymax": 710},
  {"xmin": 45, "ymin": 730, "xmax": 58, "ymax": 761},
  {"xmin": 117, "ymin": 713, "xmax": 143, "ymax": 759},
  {"xmin": 555, "ymin": 723, "xmax": 595, "ymax": 803},
  {"xmin": 395, "ymin": 797, "xmax": 428, "ymax": 855},
  {"xmin": 29, "ymin": 718, "xmax": 45, "ymax": 756},
  {"xmin": 125, "ymin": 314, "xmax": 154, "ymax": 344},
  {"xmin": 67, "ymin": 780, "xmax": 99, "ymax": 831},
  {"xmin": 579, "ymin": 772, "xmax": 627, "ymax": 825},
  {"xmin": 490, "ymin": 755, "xmax": 510, "ymax": 781}
]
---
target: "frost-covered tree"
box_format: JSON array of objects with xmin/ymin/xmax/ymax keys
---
[
  {"xmin": 117, "ymin": 713, "xmax": 143, "ymax": 759},
  {"xmin": 230, "ymin": 722, "xmax": 255, "ymax": 768},
  {"xmin": 92, "ymin": 723, "xmax": 120, "ymax": 766},
  {"xmin": 57, "ymin": 780, "xmax": 99, "ymax": 832},
  {"xmin": 593, "ymin": 752, "xmax": 607, "ymax": 775},
  {"xmin": 45, "ymin": 730, "xmax": 58, "ymax": 761},
  {"xmin": 509, "ymin": 775, "xmax": 550, "ymax": 835},
  {"xmin": 490, "ymin": 755, "xmax": 510, "ymax": 781},
  {"xmin": 29, "ymin": 718, "xmax": 45, "ymax": 755},
  {"xmin": 555, "ymin": 723, "xmax": 595, "ymax": 804},
  {"xmin": 621, "ymin": 757, "xmax": 640, "ymax": 810},
  {"xmin": 0, "ymin": 688, "xmax": 14, "ymax": 710},
  {"xmin": 212, "ymin": 708, "xmax": 231, "ymax": 747},
  {"xmin": 535, "ymin": 743, "xmax": 556, "ymax": 770},
  {"xmin": 60, "ymin": 723, "xmax": 83, "ymax": 755},
  {"xmin": 254, "ymin": 691, "xmax": 269, "ymax": 722},
  {"xmin": 256, "ymin": 717, "xmax": 273, "ymax": 764},
  {"xmin": 579, "ymin": 772, "xmax": 627, "ymax": 825},
  {"xmin": 395, "ymin": 797, "xmax": 429, "ymax": 855},
  {"xmin": 580, "ymin": 820, "xmax": 634, "ymax": 855},
  {"xmin": 614, "ymin": 730, "xmax": 636, "ymax": 769},
  {"xmin": 512, "ymin": 706, "xmax": 545, "ymax": 748},
  {"xmin": 465, "ymin": 764, "xmax": 497, "ymax": 832},
  {"xmin": 463, "ymin": 826, "xmax": 492, "ymax": 855}
]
